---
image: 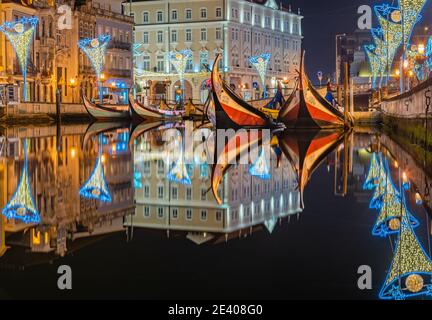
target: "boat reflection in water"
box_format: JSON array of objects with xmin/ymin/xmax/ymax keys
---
[
  {"xmin": 0, "ymin": 124, "xmax": 134, "ymax": 261},
  {"xmin": 1, "ymin": 123, "xmax": 432, "ymax": 300}
]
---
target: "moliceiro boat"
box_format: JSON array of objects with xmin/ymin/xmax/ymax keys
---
[
  {"xmin": 211, "ymin": 54, "xmax": 279, "ymax": 129},
  {"xmin": 278, "ymin": 52, "xmax": 352, "ymax": 129},
  {"xmin": 129, "ymin": 92, "xmax": 205, "ymax": 121},
  {"xmin": 82, "ymin": 92, "xmax": 130, "ymax": 120}
]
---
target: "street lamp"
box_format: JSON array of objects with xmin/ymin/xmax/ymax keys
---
[{"xmin": 69, "ymin": 78, "xmax": 78, "ymax": 103}]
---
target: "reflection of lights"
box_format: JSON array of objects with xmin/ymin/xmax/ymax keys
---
[
  {"xmin": 101, "ymin": 154, "xmax": 106, "ymax": 164},
  {"xmin": 71, "ymin": 148, "xmax": 76, "ymax": 159},
  {"xmin": 415, "ymin": 193, "xmax": 423, "ymax": 205}
]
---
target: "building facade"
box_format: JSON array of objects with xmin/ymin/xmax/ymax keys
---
[
  {"xmin": 0, "ymin": 0, "xmax": 133, "ymax": 105},
  {"xmin": 124, "ymin": 0, "xmax": 303, "ymax": 102}
]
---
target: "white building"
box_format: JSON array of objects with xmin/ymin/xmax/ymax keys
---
[{"xmin": 124, "ymin": 0, "xmax": 303, "ymax": 102}]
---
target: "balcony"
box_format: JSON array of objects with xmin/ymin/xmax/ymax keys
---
[
  {"xmin": 108, "ymin": 41, "xmax": 131, "ymax": 51},
  {"xmin": 107, "ymin": 69, "xmax": 132, "ymax": 78},
  {"xmin": 79, "ymin": 65, "xmax": 95, "ymax": 75}
]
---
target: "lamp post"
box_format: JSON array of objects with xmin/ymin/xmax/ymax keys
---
[
  {"xmin": 335, "ymin": 33, "xmax": 346, "ymax": 86},
  {"xmin": 69, "ymin": 78, "xmax": 78, "ymax": 103}
]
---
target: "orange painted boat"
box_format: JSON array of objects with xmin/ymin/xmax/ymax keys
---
[{"xmin": 278, "ymin": 52, "xmax": 350, "ymax": 129}]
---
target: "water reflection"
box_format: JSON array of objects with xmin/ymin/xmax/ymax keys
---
[{"xmin": 0, "ymin": 123, "xmax": 431, "ymax": 299}]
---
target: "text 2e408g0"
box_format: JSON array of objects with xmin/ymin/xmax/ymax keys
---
[{"xmin": 212, "ymin": 305, "xmax": 262, "ymax": 315}]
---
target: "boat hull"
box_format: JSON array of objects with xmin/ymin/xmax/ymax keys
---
[{"xmin": 82, "ymin": 94, "xmax": 130, "ymax": 120}]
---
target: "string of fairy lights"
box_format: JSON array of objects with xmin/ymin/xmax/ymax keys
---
[
  {"xmin": 365, "ymin": 0, "xmax": 428, "ymax": 88},
  {"xmin": 363, "ymin": 152, "xmax": 432, "ymax": 300}
]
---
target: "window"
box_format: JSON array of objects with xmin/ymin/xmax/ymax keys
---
[
  {"xmin": 172, "ymin": 208, "xmax": 178, "ymax": 219},
  {"xmin": 200, "ymin": 51, "xmax": 208, "ymax": 71},
  {"xmin": 143, "ymin": 206, "xmax": 150, "ymax": 217},
  {"xmin": 254, "ymin": 14, "xmax": 260, "ymax": 25},
  {"xmin": 144, "ymin": 185, "xmax": 150, "ymax": 198},
  {"xmin": 143, "ymin": 32, "xmax": 149, "ymax": 44},
  {"xmin": 200, "ymin": 28, "xmax": 207, "ymax": 41},
  {"xmin": 216, "ymin": 211, "xmax": 222, "ymax": 221},
  {"xmin": 157, "ymin": 159, "xmax": 164, "ymax": 173},
  {"xmin": 171, "ymin": 10, "xmax": 178, "ymax": 21},
  {"xmin": 275, "ymin": 18, "xmax": 281, "ymax": 30},
  {"xmin": 200, "ymin": 8, "xmax": 207, "ymax": 19},
  {"xmin": 200, "ymin": 210, "xmax": 207, "ymax": 221},
  {"xmin": 185, "ymin": 29, "xmax": 192, "ymax": 42},
  {"xmin": 186, "ymin": 209, "xmax": 193, "ymax": 220},
  {"xmin": 158, "ymin": 186, "xmax": 164, "ymax": 199},
  {"xmin": 265, "ymin": 16, "xmax": 271, "ymax": 28},
  {"xmin": 157, "ymin": 31, "xmax": 163, "ymax": 43},
  {"xmin": 143, "ymin": 161, "xmax": 151, "ymax": 174},
  {"xmin": 186, "ymin": 57, "xmax": 193, "ymax": 72},
  {"xmin": 216, "ymin": 7, "xmax": 222, "ymax": 18},
  {"xmin": 293, "ymin": 22, "xmax": 299, "ymax": 34},
  {"xmin": 171, "ymin": 30, "xmax": 177, "ymax": 42},
  {"xmin": 201, "ymin": 188, "xmax": 207, "ymax": 201},
  {"xmin": 143, "ymin": 12, "xmax": 149, "ymax": 23},
  {"xmin": 186, "ymin": 9, "xmax": 192, "ymax": 20},
  {"xmin": 157, "ymin": 207, "xmax": 164, "ymax": 219},
  {"xmin": 171, "ymin": 186, "xmax": 178, "ymax": 200},
  {"xmin": 142, "ymin": 55, "xmax": 150, "ymax": 71},
  {"xmin": 157, "ymin": 11, "xmax": 163, "ymax": 22},
  {"xmin": 215, "ymin": 28, "xmax": 222, "ymax": 40},
  {"xmin": 244, "ymin": 11, "xmax": 250, "ymax": 22},
  {"xmin": 186, "ymin": 187, "xmax": 192, "ymax": 200},
  {"xmin": 156, "ymin": 55, "xmax": 163, "ymax": 71}
]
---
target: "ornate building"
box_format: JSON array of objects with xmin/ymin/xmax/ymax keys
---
[{"xmin": 124, "ymin": 0, "xmax": 303, "ymax": 102}]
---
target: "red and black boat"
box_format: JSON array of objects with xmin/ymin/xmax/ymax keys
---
[
  {"xmin": 211, "ymin": 54, "xmax": 277, "ymax": 129},
  {"xmin": 278, "ymin": 52, "xmax": 351, "ymax": 129}
]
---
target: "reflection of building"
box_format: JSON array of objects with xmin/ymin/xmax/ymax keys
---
[
  {"xmin": 0, "ymin": 0, "xmax": 133, "ymax": 104},
  {"xmin": 129, "ymin": 127, "xmax": 302, "ymax": 244},
  {"xmin": 0, "ymin": 127, "xmax": 134, "ymax": 258},
  {"xmin": 125, "ymin": 0, "xmax": 302, "ymax": 102}
]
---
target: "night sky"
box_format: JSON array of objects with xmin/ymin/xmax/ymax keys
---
[{"xmin": 286, "ymin": 0, "xmax": 432, "ymax": 79}]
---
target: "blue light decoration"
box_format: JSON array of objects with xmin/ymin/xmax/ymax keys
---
[
  {"xmin": 363, "ymin": 153, "xmax": 382, "ymax": 190},
  {"xmin": 264, "ymin": 217, "xmax": 278, "ymax": 234},
  {"xmin": 169, "ymin": 49, "xmax": 193, "ymax": 103},
  {"xmin": 79, "ymin": 135, "xmax": 112, "ymax": 202},
  {"xmin": 364, "ymin": 0, "xmax": 428, "ymax": 88},
  {"xmin": 369, "ymin": 159, "xmax": 400, "ymax": 210},
  {"xmin": 167, "ymin": 157, "xmax": 192, "ymax": 185},
  {"xmin": 78, "ymin": 34, "xmax": 111, "ymax": 104},
  {"xmin": 134, "ymin": 168, "xmax": 143, "ymax": 189},
  {"xmin": 0, "ymin": 16, "xmax": 38, "ymax": 102},
  {"xmin": 371, "ymin": 192, "xmax": 419, "ymax": 237},
  {"xmin": 379, "ymin": 215, "xmax": 432, "ymax": 300},
  {"xmin": 249, "ymin": 53, "xmax": 271, "ymax": 98},
  {"xmin": 2, "ymin": 139, "xmax": 40, "ymax": 224},
  {"xmin": 249, "ymin": 148, "xmax": 271, "ymax": 180}
]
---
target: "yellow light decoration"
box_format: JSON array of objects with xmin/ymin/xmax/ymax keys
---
[{"xmin": 379, "ymin": 216, "xmax": 432, "ymax": 300}]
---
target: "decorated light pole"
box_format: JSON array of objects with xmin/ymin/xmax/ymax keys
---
[
  {"xmin": 78, "ymin": 34, "xmax": 111, "ymax": 104},
  {"xmin": 249, "ymin": 53, "xmax": 271, "ymax": 98},
  {"xmin": 169, "ymin": 49, "xmax": 192, "ymax": 104},
  {"xmin": 0, "ymin": 16, "xmax": 38, "ymax": 102}
]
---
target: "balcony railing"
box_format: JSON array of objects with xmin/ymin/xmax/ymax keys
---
[
  {"xmin": 107, "ymin": 68, "xmax": 132, "ymax": 78},
  {"xmin": 108, "ymin": 41, "xmax": 131, "ymax": 50}
]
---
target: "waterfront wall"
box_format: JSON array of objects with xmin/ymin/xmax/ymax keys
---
[
  {"xmin": 1, "ymin": 102, "xmax": 89, "ymax": 122},
  {"xmin": 380, "ymin": 77, "xmax": 432, "ymax": 119}
]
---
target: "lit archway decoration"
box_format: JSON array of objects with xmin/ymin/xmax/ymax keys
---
[
  {"xmin": 369, "ymin": 158, "xmax": 400, "ymax": 209},
  {"xmin": 2, "ymin": 139, "xmax": 39, "ymax": 224},
  {"xmin": 250, "ymin": 53, "xmax": 271, "ymax": 98},
  {"xmin": 0, "ymin": 16, "xmax": 38, "ymax": 102},
  {"xmin": 78, "ymin": 34, "xmax": 111, "ymax": 104},
  {"xmin": 363, "ymin": 153, "xmax": 382, "ymax": 190}
]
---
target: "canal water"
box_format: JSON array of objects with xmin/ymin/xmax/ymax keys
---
[{"xmin": 0, "ymin": 122, "xmax": 431, "ymax": 300}]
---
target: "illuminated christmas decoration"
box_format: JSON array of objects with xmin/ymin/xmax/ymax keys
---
[
  {"xmin": 167, "ymin": 138, "xmax": 192, "ymax": 185},
  {"xmin": 78, "ymin": 34, "xmax": 111, "ymax": 103},
  {"xmin": 249, "ymin": 53, "xmax": 271, "ymax": 98},
  {"xmin": 249, "ymin": 148, "xmax": 271, "ymax": 180},
  {"xmin": 134, "ymin": 169, "xmax": 142, "ymax": 189},
  {"xmin": 363, "ymin": 153, "xmax": 382, "ymax": 190},
  {"xmin": 379, "ymin": 215, "xmax": 432, "ymax": 300},
  {"xmin": 369, "ymin": 159, "xmax": 399, "ymax": 209},
  {"xmin": 79, "ymin": 136, "xmax": 112, "ymax": 202},
  {"xmin": 264, "ymin": 217, "xmax": 278, "ymax": 234},
  {"xmin": 2, "ymin": 139, "xmax": 39, "ymax": 224},
  {"xmin": 0, "ymin": 16, "xmax": 38, "ymax": 102},
  {"xmin": 169, "ymin": 49, "xmax": 193, "ymax": 103},
  {"xmin": 372, "ymin": 193, "xmax": 419, "ymax": 237},
  {"xmin": 365, "ymin": 0, "xmax": 428, "ymax": 88}
]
